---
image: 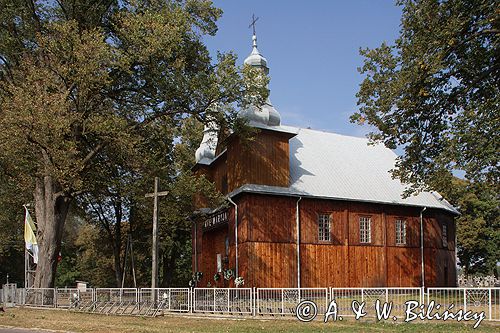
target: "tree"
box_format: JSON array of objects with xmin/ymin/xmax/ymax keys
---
[
  {"xmin": 433, "ymin": 172, "xmax": 499, "ymax": 275},
  {"xmin": 0, "ymin": 168, "xmax": 26, "ymax": 285},
  {"xmin": 0, "ymin": 0, "xmax": 267, "ymax": 287},
  {"xmin": 353, "ymin": 0, "xmax": 499, "ymax": 193}
]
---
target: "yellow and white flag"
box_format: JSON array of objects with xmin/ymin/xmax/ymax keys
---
[{"xmin": 24, "ymin": 207, "xmax": 38, "ymax": 264}]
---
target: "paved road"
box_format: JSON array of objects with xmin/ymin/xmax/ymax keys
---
[{"xmin": 0, "ymin": 328, "xmax": 64, "ymax": 333}]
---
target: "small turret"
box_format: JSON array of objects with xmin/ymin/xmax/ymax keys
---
[
  {"xmin": 240, "ymin": 30, "xmax": 281, "ymax": 127},
  {"xmin": 195, "ymin": 121, "xmax": 218, "ymax": 164}
]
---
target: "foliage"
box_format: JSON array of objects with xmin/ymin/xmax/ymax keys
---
[
  {"xmin": 0, "ymin": 165, "xmax": 28, "ymax": 285},
  {"xmin": 353, "ymin": 0, "xmax": 499, "ymax": 194},
  {"xmin": 433, "ymin": 173, "xmax": 499, "ymax": 275},
  {"xmin": 234, "ymin": 276, "xmax": 244, "ymax": 287},
  {"xmin": 0, "ymin": 0, "xmax": 267, "ymax": 287},
  {"xmin": 223, "ymin": 268, "xmax": 234, "ymax": 280}
]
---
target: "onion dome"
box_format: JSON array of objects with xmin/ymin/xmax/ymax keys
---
[{"xmin": 240, "ymin": 33, "xmax": 281, "ymax": 126}]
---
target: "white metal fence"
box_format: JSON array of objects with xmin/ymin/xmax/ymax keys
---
[
  {"xmin": 1, "ymin": 284, "xmax": 18, "ymax": 307},
  {"xmin": 193, "ymin": 288, "xmax": 252, "ymax": 314},
  {"xmin": 140, "ymin": 288, "xmax": 190, "ymax": 312},
  {"xmin": 24, "ymin": 288, "xmax": 56, "ymax": 307},
  {"xmin": 257, "ymin": 288, "xmax": 328, "ymax": 316},
  {"xmin": 55, "ymin": 288, "xmax": 93, "ymax": 308},
  {"xmin": 1, "ymin": 286, "xmax": 499, "ymax": 321},
  {"xmin": 330, "ymin": 287, "xmax": 421, "ymax": 319},
  {"xmin": 95, "ymin": 288, "xmax": 138, "ymax": 303},
  {"xmin": 428, "ymin": 288, "xmax": 500, "ymax": 321}
]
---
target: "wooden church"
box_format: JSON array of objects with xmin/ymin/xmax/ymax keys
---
[{"xmin": 191, "ymin": 33, "xmax": 458, "ymax": 288}]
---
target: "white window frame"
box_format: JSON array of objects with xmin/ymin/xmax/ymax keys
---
[
  {"xmin": 359, "ymin": 216, "xmax": 371, "ymax": 243},
  {"xmin": 395, "ymin": 219, "xmax": 407, "ymax": 245},
  {"xmin": 318, "ymin": 214, "xmax": 331, "ymax": 242},
  {"xmin": 442, "ymin": 224, "xmax": 448, "ymax": 247}
]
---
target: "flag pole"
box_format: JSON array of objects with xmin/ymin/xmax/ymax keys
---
[
  {"xmin": 23, "ymin": 204, "xmax": 28, "ymax": 289},
  {"xmin": 23, "ymin": 203, "xmax": 35, "ymax": 289},
  {"xmin": 24, "ymin": 247, "xmax": 27, "ymax": 288}
]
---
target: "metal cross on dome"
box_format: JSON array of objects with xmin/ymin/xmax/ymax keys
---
[{"xmin": 249, "ymin": 14, "xmax": 259, "ymax": 35}]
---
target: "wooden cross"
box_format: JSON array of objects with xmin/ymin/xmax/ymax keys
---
[
  {"xmin": 145, "ymin": 177, "xmax": 169, "ymax": 289},
  {"xmin": 248, "ymin": 14, "xmax": 259, "ymax": 35}
]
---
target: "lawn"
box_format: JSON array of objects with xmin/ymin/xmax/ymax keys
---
[{"xmin": 0, "ymin": 307, "xmax": 498, "ymax": 333}]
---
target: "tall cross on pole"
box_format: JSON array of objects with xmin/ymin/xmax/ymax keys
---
[
  {"xmin": 249, "ymin": 14, "xmax": 259, "ymax": 35},
  {"xmin": 145, "ymin": 177, "xmax": 169, "ymax": 289}
]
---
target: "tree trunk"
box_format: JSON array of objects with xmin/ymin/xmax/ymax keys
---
[
  {"xmin": 112, "ymin": 201, "xmax": 123, "ymax": 287},
  {"xmin": 96, "ymin": 198, "xmax": 123, "ymax": 288},
  {"xmin": 33, "ymin": 175, "xmax": 71, "ymax": 288},
  {"xmin": 161, "ymin": 248, "xmax": 177, "ymax": 287}
]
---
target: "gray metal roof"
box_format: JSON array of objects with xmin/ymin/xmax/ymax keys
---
[{"xmin": 229, "ymin": 126, "xmax": 458, "ymax": 214}]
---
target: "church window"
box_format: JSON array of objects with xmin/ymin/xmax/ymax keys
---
[
  {"xmin": 318, "ymin": 214, "xmax": 331, "ymax": 242},
  {"xmin": 442, "ymin": 224, "xmax": 448, "ymax": 247},
  {"xmin": 359, "ymin": 216, "xmax": 371, "ymax": 243},
  {"xmin": 395, "ymin": 219, "xmax": 407, "ymax": 245}
]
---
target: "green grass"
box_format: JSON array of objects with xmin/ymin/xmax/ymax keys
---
[{"xmin": 0, "ymin": 307, "xmax": 498, "ymax": 333}]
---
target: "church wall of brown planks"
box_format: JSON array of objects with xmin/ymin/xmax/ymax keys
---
[
  {"xmin": 226, "ymin": 130, "xmax": 293, "ymax": 192},
  {"xmin": 194, "ymin": 193, "xmax": 456, "ymax": 288},
  {"xmin": 230, "ymin": 194, "xmax": 456, "ymax": 288},
  {"xmin": 193, "ymin": 180, "xmax": 457, "ymax": 289}
]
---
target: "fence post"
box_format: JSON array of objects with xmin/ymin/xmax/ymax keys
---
[
  {"xmin": 166, "ymin": 289, "xmax": 169, "ymax": 311},
  {"xmin": 463, "ymin": 288, "xmax": 467, "ymax": 312},
  {"xmin": 213, "ymin": 288, "xmax": 216, "ymax": 312},
  {"xmin": 488, "ymin": 288, "xmax": 492, "ymax": 321},
  {"xmin": 281, "ymin": 289, "xmax": 285, "ymax": 316},
  {"xmin": 192, "ymin": 288, "xmax": 195, "ymax": 313},
  {"xmin": 252, "ymin": 287, "xmax": 256, "ymax": 317},
  {"xmin": 325, "ymin": 288, "xmax": 328, "ymax": 312}
]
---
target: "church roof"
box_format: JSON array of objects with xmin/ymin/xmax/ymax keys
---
[{"xmin": 229, "ymin": 125, "xmax": 458, "ymax": 214}]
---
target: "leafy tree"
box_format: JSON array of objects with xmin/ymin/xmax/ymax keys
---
[
  {"xmin": 353, "ymin": 0, "xmax": 499, "ymax": 192},
  {"xmin": 55, "ymin": 207, "xmax": 85, "ymax": 287},
  {"xmin": 0, "ymin": 166, "xmax": 28, "ymax": 285},
  {"xmin": 433, "ymin": 173, "xmax": 499, "ymax": 275},
  {"xmin": 0, "ymin": 0, "xmax": 266, "ymax": 287}
]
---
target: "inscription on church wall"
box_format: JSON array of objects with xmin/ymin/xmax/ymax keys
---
[{"xmin": 203, "ymin": 210, "xmax": 228, "ymax": 231}]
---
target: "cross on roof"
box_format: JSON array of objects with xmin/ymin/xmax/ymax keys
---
[{"xmin": 248, "ymin": 14, "xmax": 259, "ymax": 35}]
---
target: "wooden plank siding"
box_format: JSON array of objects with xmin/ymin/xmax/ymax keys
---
[
  {"xmin": 193, "ymin": 193, "xmax": 457, "ymax": 288},
  {"xmin": 226, "ymin": 130, "xmax": 293, "ymax": 192}
]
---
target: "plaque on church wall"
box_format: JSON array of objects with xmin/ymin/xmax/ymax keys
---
[
  {"xmin": 203, "ymin": 209, "xmax": 229, "ymax": 231},
  {"xmin": 216, "ymin": 253, "xmax": 222, "ymax": 273}
]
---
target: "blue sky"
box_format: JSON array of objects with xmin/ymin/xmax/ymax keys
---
[{"xmin": 205, "ymin": 0, "xmax": 402, "ymax": 137}]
